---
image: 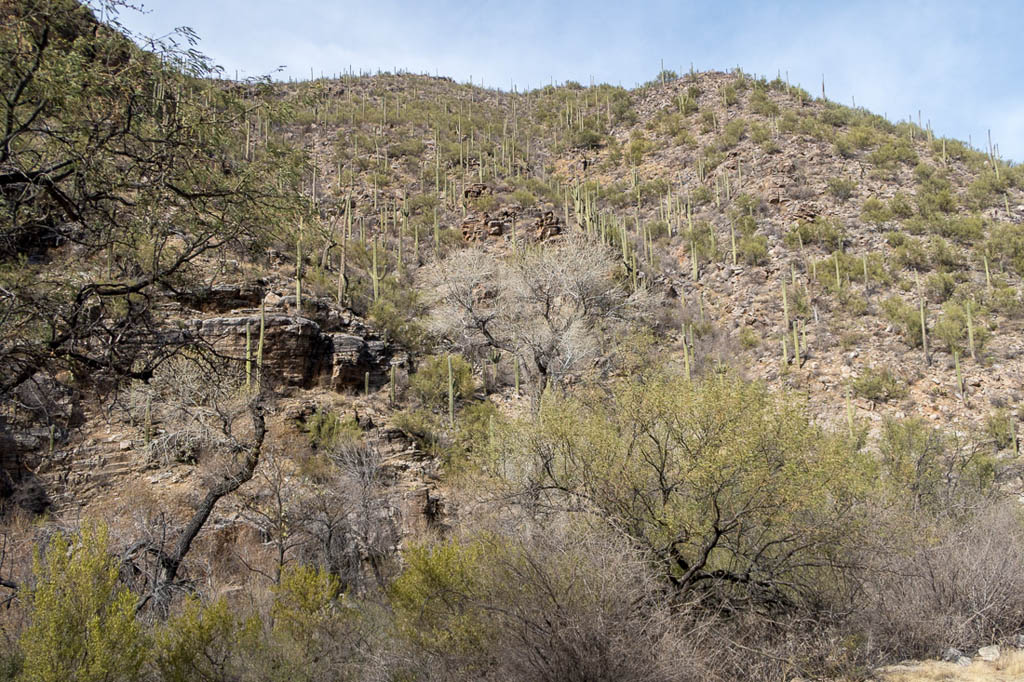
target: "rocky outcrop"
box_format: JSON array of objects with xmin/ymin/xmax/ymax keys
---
[
  {"xmin": 174, "ymin": 282, "xmax": 266, "ymax": 313},
  {"xmin": 188, "ymin": 300, "xmax": 395, "ymax": 392},
  {"xmin": 462, "ymin": 206, "xmax": 562, "ymax": 243}
]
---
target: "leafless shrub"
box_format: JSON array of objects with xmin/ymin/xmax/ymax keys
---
[
  {"xmin": 122, "ymin": 354, "xmax": 248, "ymax": 465},
  {"xmin": 857, "ymin": 500, "xmax": 1024, "ymax": 659},
  {"xmin": 290, "ymin": 441, "xmax": 401, "ymax": 593},
  {"xmin": 421, "ymin": 235, "xmax": 655, "ymax": 394}
]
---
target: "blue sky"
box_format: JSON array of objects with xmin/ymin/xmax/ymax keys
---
[{"xmin": 118, "ymin": 1, "xmax": 1023, "ymax": 161}]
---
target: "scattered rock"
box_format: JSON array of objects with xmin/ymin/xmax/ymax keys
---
[{"xmin": 977, "ymin": 644, "xmax": 1000, "ymax": 661}]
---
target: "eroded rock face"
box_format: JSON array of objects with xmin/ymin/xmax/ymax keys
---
[
  {"xmin": 189, "ymin": 308, "xmax": 393, "ymax": 392},
  {"xmin": 174, "ymin": 283, "xmax": 266, "ymax": 313}
]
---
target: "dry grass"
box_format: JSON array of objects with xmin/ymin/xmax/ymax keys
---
[{"xmin": 878, "ymin": 649, "xmax": 1024, "ymax": 682}]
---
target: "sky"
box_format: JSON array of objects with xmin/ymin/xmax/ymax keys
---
[{"xmin": 116, "ymin": 1, "xmax": 1023, "ymax": 161}]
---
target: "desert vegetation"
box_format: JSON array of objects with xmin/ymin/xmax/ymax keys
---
[{"xmin": 2, "ymin": 1, "xmax": 1024, "ymax": 681}]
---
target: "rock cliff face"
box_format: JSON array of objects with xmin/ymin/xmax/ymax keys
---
[
  {"xmin": 185, "ymin": 293, "xmax": 396, "ymax": 392},
  {"xmin": 0, "ymin": 287, "xmax": 403, "ymax": 516}
]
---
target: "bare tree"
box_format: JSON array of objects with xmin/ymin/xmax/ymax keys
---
[
  {"xmin": 294, "ymin": 442, "xmax": 401, "ymax": 593},
  {"xmin": 120, "ymin": 357, "xmax": 270, "ymax": 613},
  {"xmin": 422, "ymin": 235, "xmax": 651, "ymax": 393}
]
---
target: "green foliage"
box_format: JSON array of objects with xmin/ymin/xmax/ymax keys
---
[
  {"xmin": 986, "ymin": 222, "xmax": 1024, "ymax": 276},
  {"xmin": 893, "ymin": 235, "xmax": 931, "ymax": 271},
  {"xmin": 369, "ymin": 276, "xmax": 429, "ymax": 352},
  {"xmin": 155, "ymin": 598, "xmax": 260, "ymax": 682},
  {"xmin": 987, "ymin": 286, "xmax": 1024, "ymax": 318},
  {"xmin": 934, "ymin": 301, "xmax": 989, "ymax": 354},
  {"xmin": 881, "ymin": 296, "xmax": 923, "ymax": 348},
  {"xmin": 834, "ymin": 126, "xmax": 879, "ymax": 158},
  {"xmin": 390, "ymin": 539, "xmax": 492, "ymax": 655},
  {"xmin": 716, "ymin": 119, "xmax": 746, "ymax": 150},
  {"xmin": 18, "ymin": 525, "xmax": 147, "ymax": 682},
  {"xmin": 868, "ymin": 138, "xmax": 918, "ymax": 171},
  {"xmin": 861, "ymin": 197, "xmax": 891, "ymax": 224},
  {"xmin": 738, "ymin": 325, "xmax": 760, "ymax": 349},
  {"xmin": 813, "ymin": 251, "xmax": 888, "ymax": 288},
  {"xmin": 827, "ymin": 177, "xmax": 857, "ymax": 202},
  {"xmin": 985, "ymin": 409, "xmax": 1017, "ymax": 452},
  {"xmin": 568, "ymin": 127, "xmax": 605, "ymax": 150},
  {"xmin": 491, "ymin": 371, "xmax": 876, "ymax": 607},
  {"xmin": 720, "ymin": 83, "xmax": 738, "ymax": 106},
  {"xmin": 851, "ymin": 366, "xmax": 907, "ymax": 404},
  {"xmin": 785, "ymin": 216, "xmax": 845, "ymax": 250},
  {"xmin": 410, "ymin": 355, "xmax": 475, "ymax": 410},
  {"xmin": 392, "ymin": 408, "xmax": 443, "ymax": 454},
  {"xmin": 626, "ymin": 131, "xmax": 652, "ymax": 165},
  {"xmin": 305, "ymin": 409, "xmax": 361, "ymax": 449},
  {"xmin": 888, "ymin": 192, "xmax": 916, "ymax": 219},
  {"xmin": 932, "ymin": 214, "xmax": 986, "ymax": 244},
  {"xmin": 448, "ymin": 400, "xmax": 501, "ymax": 475},
  {"xmin": 914, "ymin": 164, "xmax": 957, "ymax": 217},
  {"xmin": 928, "ymin": 235, "xmax": 961, "ymax": 271},
  {"xmin": 879, "ymin": 417, "xmax": 998, "ymax": 511},
  {"xmin": 738, "ymin": 234, "xmax": 769, "ymax": 265},
  {"xmin": 749, "ymin": 88, "xmax": 779, "ymax": 116},
  {"xmin": 923, "ymin": 272, "xmax": 956, "ymax": 303},
  {"xmin": 965, "ymin": 171, "xmax": 1010, "ymax": 210},
  {"xmin": 0, "ymin": 0, "xmax": 304, "ymax": 397}
]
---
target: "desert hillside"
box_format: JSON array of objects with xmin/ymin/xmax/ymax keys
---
[{"xmin": 2, "ymin": 2, "xmax": 1024, "ymax": 680}]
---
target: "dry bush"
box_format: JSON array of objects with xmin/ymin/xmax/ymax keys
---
[
  {"xmin": 122, "ymin": 354, "xmax": 250, "ymax": 466},
  {"xmin": 421, "ymin": 235, "xmax": 655, "ymax": 393},
  {"xmin": 390, "ymin": 521, "xmax": 706, "ymax": 682},
  {"xmin": 857, "ymin": 501, "xmax": 1024, "ymax": 660}
]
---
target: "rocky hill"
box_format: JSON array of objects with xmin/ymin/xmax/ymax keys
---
[{"xmin": 2, "ymin": 4, "xmax": 1024, "ymax": 680}]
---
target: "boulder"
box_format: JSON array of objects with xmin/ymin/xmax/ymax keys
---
[{"xmin": 977, "ymin": 644, "xmax": 1000, "ymax": 661}]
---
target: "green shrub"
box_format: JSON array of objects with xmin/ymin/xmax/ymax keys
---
[
  {"xmin": 18, "ymin": 524, "xmax": 147, "ymax": 682},
  {"xmin": 739, "ymin": 325, "xmax": 760, "ymax": 349},
  {"xmin": 880, "ymin": 296, "xmax": 923, "ymax": 348},
  {"xmin": 155, "ymin": 598, "xmax": 260, "ymax": 682},
  {"xmin": 923, "ymin": 272, "xmax": 956, "ymax": 303},
  {"xmin": 965, "ymin": 171, "xmax": 1010, "ymax": 210},
  {"xmin": 410, "ymin": 354, "xmax": 476, "ymax": 410},
  {"xmin": 369, "ymin": 277, "xmax": 428, "ymax": 352},
  {"xmin": 852, "ymin": 366, "xmax": 907, "ymax": 404},
  {"xmin": 738, "ymin": 234, "xmax": 769, "ymax": 265},
  {"xmin": 305, "ymin": 409, "xmax": 362, "ymax": 449},
  {"xmin": 868, "ymin": 138, "xmax": 918, "ymax": 170},
  {"xmin": 933, "ymin": 214, "xmax": 985, "ymax": 244},
  {"xmin": 986, "ymin": 222, "xmax": 1024, "ymax": 276},
  {"xmin": 861, "ymin": 197, "xmax": 891, "ymax": 224},
  {"xmin": 749, "ymin": 89, "xmax": 779, "ymax": 116},
  {"xmin": 827, "ymin": 177, "xmax": 857, "ymax": 202},
  {"xmin": 720, "ymin": 83, "xmax": 738, "ymax": 106},
  {"xmin": 569, "ymin": 128, "xmax": 605, "ymax": 150},
  {"xmin": 985, "ymin": 408, "xmax": 1017, "ymax": 451},
  {"xmin": 888, "ymin": 192, "xmax": 915, "ymax": 219},
  {"xmin": 988, "ymin": 286, "xmax": 1023, "ymax": 317},
  {"xmin": 749, "ymin": 121, "xmax": 771, "ymax": 144},
  {"xmin": 490, "ymin": 371, "xmax": 877, "ymax": 608},
  {"xmin": 784, "ymin": 216, "xmax": 845, "ymax": 250},
  {"xmin": 627, "ymin": 132, "xmax": 652, "ymax": 165},
  {"xmin": 928, "ymin": 235, "xmax": 961, "ymax": 271},
  {"xmin": 392, "ymin": 408, "xmax": 442, "ymax": 453},
  {"xmin": 934, "ymin": 301, "xmax": 989, "ymax": 354},
  {"xmin": 510, "ymin": 188, "xmax": 537, "ymax": 208},
  {"xmin": 894, "ymin": 236, "xmax": 930, "ymax": 271},
  {"xmin": 717, "ymin": 119, "xmax": 746, "ymax": 150}
]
